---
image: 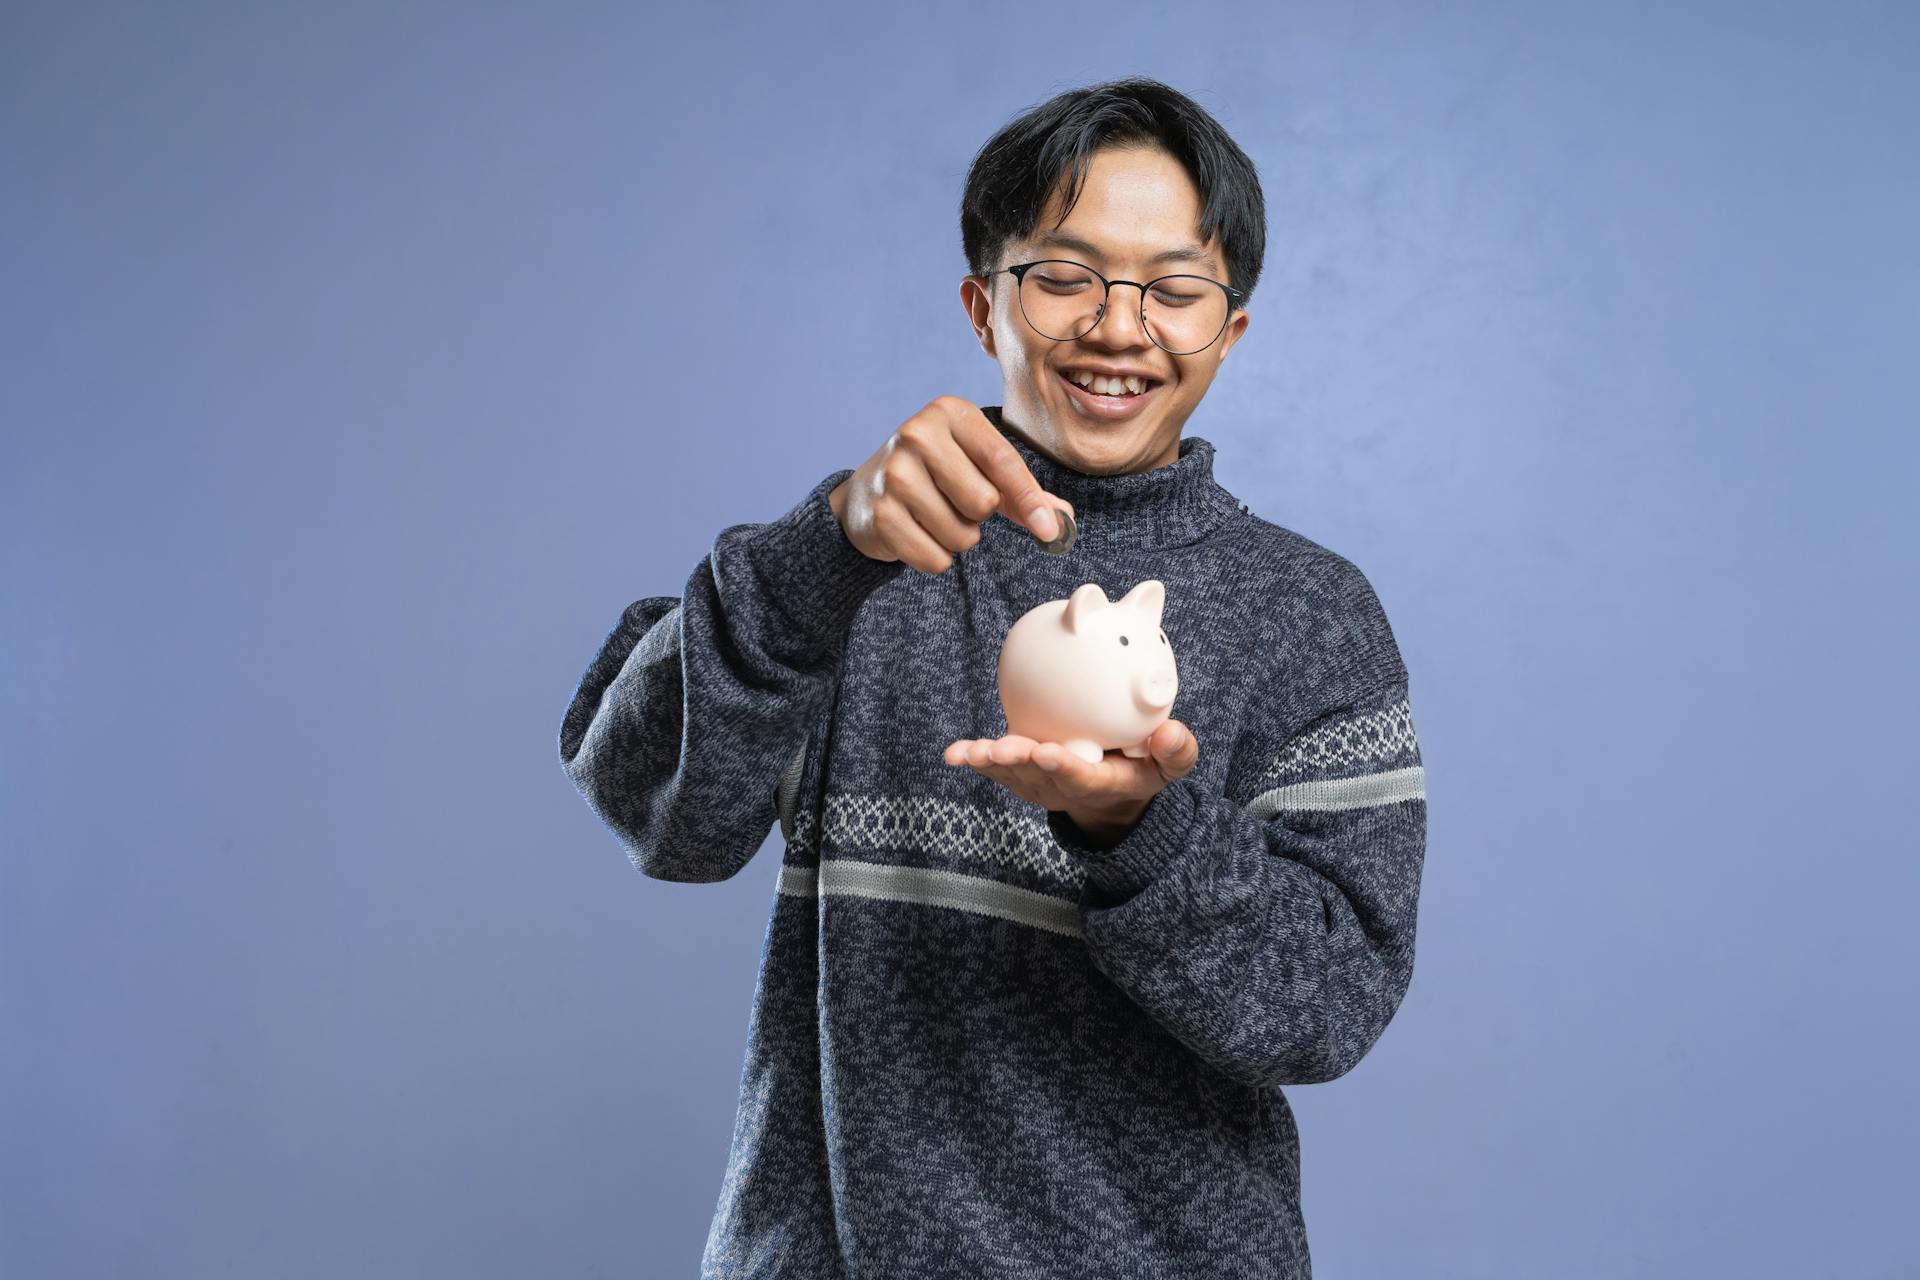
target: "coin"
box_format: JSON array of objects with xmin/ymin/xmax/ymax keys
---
[{"xmin": 1033, "ymin": 503, "xmax": 1077, "ymax": 555}]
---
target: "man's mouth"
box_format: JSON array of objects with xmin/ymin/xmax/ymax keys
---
[{"xmin": 1056, "ymin": 369, "xmax": 1163, "ymax": 420}]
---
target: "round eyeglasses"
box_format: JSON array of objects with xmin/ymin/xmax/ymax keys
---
[{"xmin": 991, "ymin": 259, "xmax": 1245, "ymax": 357}]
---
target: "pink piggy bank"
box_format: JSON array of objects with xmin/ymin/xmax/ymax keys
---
[{"xmin": 996, "ymin": 580, "xmax": 1179, "ymax": 765}]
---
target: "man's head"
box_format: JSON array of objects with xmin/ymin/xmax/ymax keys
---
[{"xmin": 960, "ymin": 78, "xmax": 1265, "ymax": 477}]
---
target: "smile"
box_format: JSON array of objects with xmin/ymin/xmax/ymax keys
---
[{"xmin": 1056, "ymin": 369, "xmax": 1163, "ymax": 420}]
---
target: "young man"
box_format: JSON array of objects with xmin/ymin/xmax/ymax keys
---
[{"xmin": 559, "ymin": 77, "xmax": 1426, "ymax": 1280}]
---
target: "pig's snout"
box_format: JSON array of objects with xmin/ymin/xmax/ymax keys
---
[{"xmin": 1133, "ymin": 668, "xmax": 1178, "ymax": 712}]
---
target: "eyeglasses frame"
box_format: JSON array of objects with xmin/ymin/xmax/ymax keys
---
[{"xmin": 990, "ymin": 258, "xmax": 1247, "ymax": 356}]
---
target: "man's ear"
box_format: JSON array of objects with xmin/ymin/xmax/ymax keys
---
[
  {"xmin": 960, "ymin": 276, "xmax": 997, "ymax": 357},
  {"xmin": 1215, "ymin": 308, "xmax": 1250, "ymax": 366}
]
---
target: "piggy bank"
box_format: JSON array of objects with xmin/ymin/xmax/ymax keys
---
[{"xmin": 996, "ymin": 580, "xmax": 1179, "ymax": 765}]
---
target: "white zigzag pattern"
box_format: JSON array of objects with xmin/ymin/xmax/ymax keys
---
[
  {"xmin": 795, "ymin": 793, "xmax": 1080, "ymax": 884},
  {"xmin": 779, "ymin": 704, "xmax": 1420, "ymax": 886},
  {"xmin": 1260, "ymin": 697, "xmax": 1419, "ymax": 785}
]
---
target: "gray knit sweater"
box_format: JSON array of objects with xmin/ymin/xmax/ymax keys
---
[{"xmin": 558, "ymin": 406, "xmax": 1427, "ymax": 1279}]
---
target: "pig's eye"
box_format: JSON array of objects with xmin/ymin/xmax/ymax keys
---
[{"xmin": 1118, "ymin": 635, "xmax": 1129, "ymax": 646}]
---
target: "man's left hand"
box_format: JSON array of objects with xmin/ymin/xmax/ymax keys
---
[{"xmin": 941, "ymin": 718, "xmax": 1200, "ymax": 840}]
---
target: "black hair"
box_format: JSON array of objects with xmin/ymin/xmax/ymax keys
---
[{"xmin": 959, "ymin": 76, "xmax": 1266, "ymax": 310}]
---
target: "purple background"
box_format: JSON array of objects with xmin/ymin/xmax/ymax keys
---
[{"xmin": 5, "ymin": 2, "xmax": 1915, "ymax": 1275}]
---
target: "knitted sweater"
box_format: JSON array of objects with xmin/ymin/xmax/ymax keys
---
[{"xmin": 557, "ymin": 405, "xmax": 1427, "ymax": 1280}]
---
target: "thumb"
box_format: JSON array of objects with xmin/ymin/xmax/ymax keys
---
[
  {"xmin": 1007, "ymin": 488, "xmax": 1074, "ymax": 543},
  {"xmin": 1152, "ymin": 720, "xmax": 1198, "ymax": 777}
]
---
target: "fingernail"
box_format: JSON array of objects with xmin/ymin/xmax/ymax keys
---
[{"xmin": 1026, "ymin": 506, "xmax": 1058, "ymax": 541}]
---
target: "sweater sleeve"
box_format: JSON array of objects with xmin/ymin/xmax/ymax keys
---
[
  {"xmin": 558, "ymin": 467, "xmax": 906, "ymax": 883},
  {"xmin": 1046, "ymin": 570, "xmax": 1426, "ymax": 1089}
]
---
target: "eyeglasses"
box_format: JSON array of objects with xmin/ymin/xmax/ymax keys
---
[{"xmin": 990, "ymin": 259, "xmax": 1245, "ymax": 356}]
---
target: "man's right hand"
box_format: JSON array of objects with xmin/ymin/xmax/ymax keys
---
[{"xmin": 827, "ymin": 396, "xmax": 1076, "ymax": 574}]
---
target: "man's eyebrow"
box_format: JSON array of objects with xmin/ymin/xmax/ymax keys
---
[{"xmin": 1032, "ymin": 231, "xmax": 1220, "ymax": 273}]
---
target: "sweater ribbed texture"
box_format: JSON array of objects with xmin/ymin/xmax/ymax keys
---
[{"xmin": 559, "ymin": 406, "xmax": 1427, "ymax": 1279}]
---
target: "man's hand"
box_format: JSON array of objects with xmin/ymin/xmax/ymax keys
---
[
  {"xmin": 828, "ymin": 396, "xmax": 1075, "ymax": 574},
  {"xmin": 942, "ymin": 718, "xmax": 1201, "ymax": 844}
]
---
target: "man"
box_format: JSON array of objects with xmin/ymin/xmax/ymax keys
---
[{"xmin": 560, "ymin": 76, "xmax": 1426, "ymax": 1279}]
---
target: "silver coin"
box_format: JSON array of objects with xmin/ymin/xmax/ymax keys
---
[{"xmin": 1033, "ymin": 504, "xmax": 1077, "ymax": 555}]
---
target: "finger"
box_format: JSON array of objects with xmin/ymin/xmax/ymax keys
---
[
  {"xmin": 888, "ymin": 421, "xmax": 990, "ymax": 554},
  {"xmin": 988, "ymin": 735, "xmax": 1038, "ymax": 766},
  {"xmin": 943, "ymin": 739, "xmax": 974, "ymax": 766},
  {"xmin": 901, "ymin": 412, "xmax": 1005, "ymax": 540},
  {"xmin": 943, "ymin": 398, "xmax": 1076, "ymax": 540},
  {"xmin": 1154, "ymin": 720, "xmax": 1200, "ymax": 775},
  {"xmin": 1039, "ymin": 743, "xmax": 1100, "ymax": 791},
  {"xmin": 1035, "ymin": 742, "xmax": 1094, "ymax": 787},
  {"xmin": 871, "ymin": 447, "xmax": 974, "ymax": 574},
  {"xmin": 973, "ymin": 759, "xmax": 1015, "ymax": 790}
]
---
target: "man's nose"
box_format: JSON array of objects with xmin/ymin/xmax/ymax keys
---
[{"xmin": 1086, "ymin": 285, "xmax": 1154, "ymax": 346}]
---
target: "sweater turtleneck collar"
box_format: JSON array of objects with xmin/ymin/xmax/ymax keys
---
[{"xmin": 979, "ymin": 404, "xmax": 1247, "ymax": 552}]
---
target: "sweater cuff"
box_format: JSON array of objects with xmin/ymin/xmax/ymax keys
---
[
  {"xmin": 1047, "ymin": 777, "xmax": 1203, "ymax": 901},
  {"xmin": 735, "ymin": 467, "xmax": 906, "ymax": 647}
]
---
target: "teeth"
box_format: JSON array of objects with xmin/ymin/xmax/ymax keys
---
[{"xmin": 1067, "ymin": 371, "xmax": 1149, "ymax": 396}]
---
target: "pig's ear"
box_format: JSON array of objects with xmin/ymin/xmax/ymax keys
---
[
  {"xmin": 1062, "ymin": 582, "xmax": 1111, "ymax": 634},
  {"xmin": 1118, "ymin": 579, "xmax": 1166, "ymax": 626}
]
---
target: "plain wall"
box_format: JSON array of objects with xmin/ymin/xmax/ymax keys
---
[{"xmin": 5, "ymin": 1, "xmax": 1916, "ymax": 1275}]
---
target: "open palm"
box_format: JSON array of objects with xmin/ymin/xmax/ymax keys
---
[{"xmin": 942, "ymin": 718, "xmax": 1200, "ymax": 823}]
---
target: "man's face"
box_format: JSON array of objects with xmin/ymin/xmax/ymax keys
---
[{"xmin": 962, "ymin": 144, "xmax": 1249, "ymax": 476}]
